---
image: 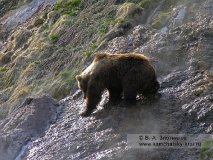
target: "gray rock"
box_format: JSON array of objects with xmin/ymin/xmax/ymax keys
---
[{"xmin": 0, "ymin": 94, "xmax": 61, "ymax": 160}]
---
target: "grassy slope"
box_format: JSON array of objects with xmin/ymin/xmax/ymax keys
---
[
  {"xmin": 0, "ymin": 0, "xmax": 185, "ymax": 118},
  {"xmin": 0, "ymin": 0, "xmax": 136, "ymax": 119}
]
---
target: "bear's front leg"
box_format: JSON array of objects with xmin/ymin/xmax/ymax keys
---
[
  {"xmin": 80, "ymin": 82, "xmax": 103, "ymax": 116},
  {"xmin": 80, "ymin": 108, "xmax": 92, "ymax": 117}
]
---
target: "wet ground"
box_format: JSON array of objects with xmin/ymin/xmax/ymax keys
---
[
  {"xmin": 1, "ymin": 0, "xmax": 213, "ymax": 159},
  {"xmin": 23, "ymin": 1, "xmax": 213, "ymax": 159},
  {"xmin": 23, "ymin": 69, "xmax": 212, "ymax": 160}
]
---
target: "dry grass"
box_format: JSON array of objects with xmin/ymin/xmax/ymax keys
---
[
  {"xmin": 7, "ymin": 29, "xmax": 32, "ymax": 51},
  {"xmin": 0, "ymin": 0, "xmax": 149, "ymax": 119}
]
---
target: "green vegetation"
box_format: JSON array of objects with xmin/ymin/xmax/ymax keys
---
[
  {"xmin": 162, "ymin": 0, "xmax": 176, "ymax": 11},
  {"xmin": 64, "ymin": 20, "xmax": 72, "ymax": 25},
  {"xmin": 90, "ymin": 43, "xmax": 98, "ymax": 50},
  {"xmin": 55, "ymin": 72, "xmax": 59, "ymax": 77},
  {"xmin": 99, "ymin": 24, "xmax": 107, "ymax": 35},
  {"xmin": 49, "ymin": 34, "xmax": 58, "ymax": 40},
  {"xmin": 60, "ymin": 70, "xmax": 72, "ymax": 79},
  {"xmin": 113, "ymin": 19, "xmax": 126, "ymax": 24},
  {"xmin": 97, "ymin": 17, "xmax": 125, "ymax": 37},
  {"xmin": 9, "ymin": 0, "xmax": 33, "ymax": 10},
  {"xmin": 54, "ymin": 0, "xmax": 82, "ymax": 16},
  {"xmin": 123, "ymin": 2, "xmax": 136, "ymax": 5},
  {"xmin": 152, "ymin": 12, "xmax": 170, "ymax": 28},
  {"xmin": 0, "ymin": 68, "xmax": 17, "ymax": 89},
  {"xmin": 26, "ymin": 0, "xmax": 32, "ymax": 3},
  {"xmin": 139, "ymin": 0, "xmax": 158, "ymax": 9},
  {"xmin": 97, "ymin": 18, "xmax": 112, "ymax": 36},
  {"xmin": 0, "ymin": 0, "xmax": 15, "ymax": 16},
  {"xmin": 85, "ymin": 43, "xmax": 98, "ymax": 57},
  {"xmin": 59, "ymin": 70, "xmax": 76, "ymax": 91},
  {"xmin": 0, "ymin": 68, "xmax": 8, "ymax": 72},
  {"xmin": 33, "ymin": 18, "xmax": 44, "ymax": 26},
  {"xmin": 200, "ymin": 140, "xmax": 213, "ymax": 159},
  {"xmin": 10, "ymin": 5, "xmax": 18, "ymax": 10},
  {"xmin": 42, "ymin": 12, "xmax": 48, "ymax": 19},
  {"xmin": 162, "ymin": 0, "xmax": 188, "ymax": 11},
  {"xmin": 2, "ymin": 77, "xmax": 14, "ymax": 89},
  {"xmin": 34, "ymin": 61, "xmax": 41, "ymax": 66},
  {"xmin": 62, "ymin": 76, "xmax": 75, "ymax": 87},
  {"xmin": 85, "ymin": 51, "xmax": 92, "ymax": 57},
  {"xmin": 40, "ymin": 25, "xmax": 53, "ymax": 32},
  {"xmin": 0, "ymin": 0, "xmax": 149, "ymax": 119}
]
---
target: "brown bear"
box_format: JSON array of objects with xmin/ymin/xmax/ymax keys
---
[{"xmin": 76, "ymin": 53, "xmax": 159, "ymax": 116}]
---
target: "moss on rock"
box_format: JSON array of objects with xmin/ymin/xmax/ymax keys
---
[
  {"xmin": 152, "ymin": 12, "xmax": 171, "ymax": 29},
  {"xmin": 116, "ymin": 2, "xmax": 144, "ymax": 25}
]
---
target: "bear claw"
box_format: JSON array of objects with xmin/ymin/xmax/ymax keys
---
[{"xmin": 80, "ymin": 110, "xmax": 92, "ymax": 117}]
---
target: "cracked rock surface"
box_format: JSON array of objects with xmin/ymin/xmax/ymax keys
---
[{"xmin": 0, "ymin": 94, "xmax": 61, "ymax": 160}]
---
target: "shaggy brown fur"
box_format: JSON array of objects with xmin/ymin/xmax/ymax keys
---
[{"xmin": 76, "ymin": 53, "xmax": 159, "ymax": 116}]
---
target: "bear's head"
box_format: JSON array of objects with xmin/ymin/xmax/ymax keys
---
[{"xmin": 76, "ymin": 75, "xmax": 87, "ymax": 99}]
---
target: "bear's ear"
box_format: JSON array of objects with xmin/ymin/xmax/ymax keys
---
[{"xmin": 76, "ymin": 75, "xmax": 82, "ymax": 82}]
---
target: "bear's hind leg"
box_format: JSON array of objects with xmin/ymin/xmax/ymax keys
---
[
  {"xmin": 122, "ymin": 72, "xmax": 138, "ymax": 106},
  {"xmin": 104, "ymin": 88, "xmax": 122, "ymax": 108},
  {"xmin": 122, "ymin": 88, "xmax": 137, "ymax": 107},
  {"xmin": 144, "ymin": 80, "xmax": 160, "ymax": 95}
]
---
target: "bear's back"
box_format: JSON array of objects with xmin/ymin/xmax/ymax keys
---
[
  {"xmin": 94, "ymin": 53, "xmax": 149, "ymax": 62},
  {"xmin": 92, "ymin": 53, "xmax": 153, "ymax": 78}
]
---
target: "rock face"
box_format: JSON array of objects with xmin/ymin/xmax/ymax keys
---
[
  {"xmin": 23, "ymin": 1, "xmax": 213, "ymax": 159},
  {"xmin": 1, "ymin": 0, "xmax": 58, "ymax": 34},
  {"xmin": 1, "ymin": 0, "xmax": 213, "ymax": 159},
  {"xmin": 0, "ymin": 94, "xmax": 61, "ymax": 160}
]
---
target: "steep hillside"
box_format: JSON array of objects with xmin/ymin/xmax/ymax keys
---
[
  {"xmin": 0, "ymin": 0, "xmax": 170, "ymax": 119},
  {"xmin": 0, "ymin": 0, "xmax": 141, "ymax": 119},
  {"xmin": 0, "ymin": 0, "xmax": 213, "ymax": 159}
]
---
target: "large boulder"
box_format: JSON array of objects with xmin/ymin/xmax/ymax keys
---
[{"xmin": 0, "ymin": 94, "xmax": 61, "ymax": 160}]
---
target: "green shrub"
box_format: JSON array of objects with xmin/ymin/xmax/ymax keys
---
[
  {"xmin": 60, "ymin": 70, "xmax": 72, "ymax": 79},
  {"xmin": 112, "ymin": 19, "xmax": 125, "ymax": 24},
  {"xmin": 200, "ymin": 140, "xmax": 213, "ymax": 159},
  {"xmin": 40, "ymin": 25, "xmax": 53, "ymax": 32},
  {"xmin": 54, "ymin": 0, "xmax": 82, "ymax": 16},
  {"xmin": 34, "ymin": 61, "xmax": 41, "ymax": 66},
  {"xmin": 0, "ymin": 68, "xmax": 8, "ymax": 72},
  {"xmin": 99, "ymin": 24, "xmax": 107, "ymax": 34},
  {"xmin": 65, "ymin": 20, "xmax": 72, "ymax": 25},
  {"xmin": 85, "ymin": 51, "xmax": 92, "ymax": 57},
  {"xmin": 55, "ymin": 72, "xmax": 59, "ymax": 76},
  {"xmin": 90, "ymin": 43, "xmax": 98, "ymax": 50},
  {"xmin": 49, "ymin": 34, "xmax": 58, "ymax": 40}
]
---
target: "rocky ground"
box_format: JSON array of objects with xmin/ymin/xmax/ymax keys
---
[{"xmin": 0, "ymin": 0, "xmax": 213, "ymax": 159}]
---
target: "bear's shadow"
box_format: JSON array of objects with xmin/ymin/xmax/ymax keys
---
[{"xmin": 92, "ymin": 93, "xmax": 161, "ymax": 119}]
